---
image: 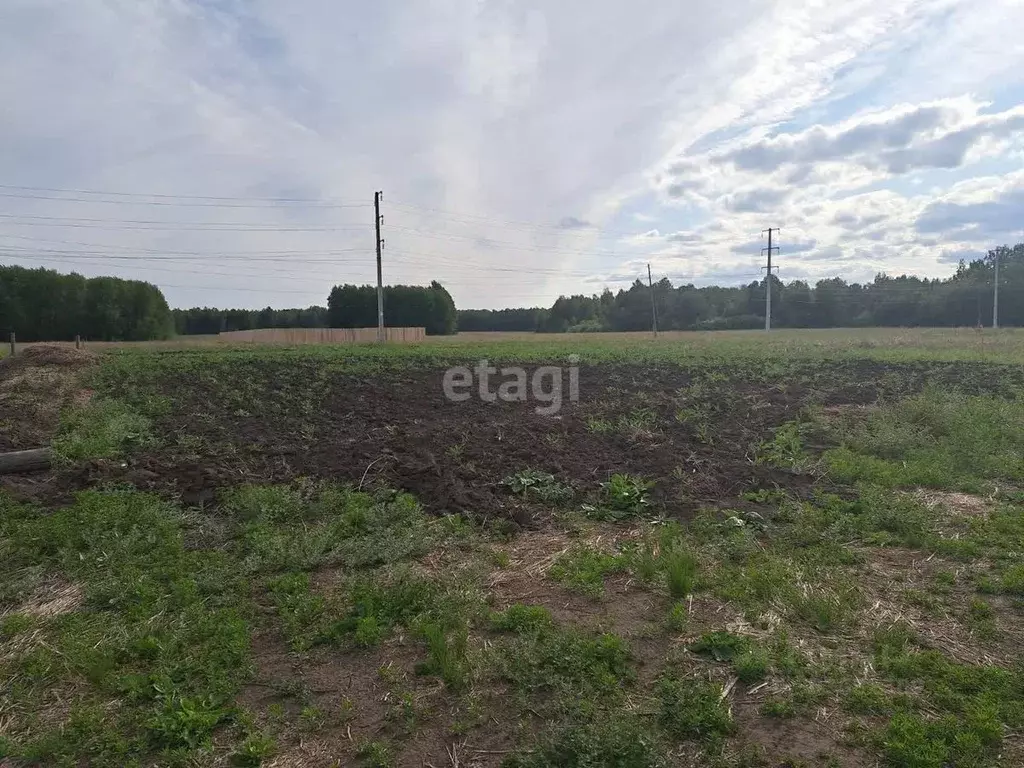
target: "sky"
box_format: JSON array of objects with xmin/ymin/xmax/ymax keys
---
[{"xmin": 2, "ymin": 0, "xmax": 1024, "ymax": 311}]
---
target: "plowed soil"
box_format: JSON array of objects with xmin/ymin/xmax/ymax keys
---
[{"xmin": 14, "ymin": 357, "xmax": 1019, "ymax": 520}]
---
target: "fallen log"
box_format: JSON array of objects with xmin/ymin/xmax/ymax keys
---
[{"xmin": 0, "ymin": 447, "xmax": 52, "ymax": 474}]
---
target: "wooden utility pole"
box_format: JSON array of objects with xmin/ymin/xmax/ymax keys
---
[
  {"xmin": 374, "ymin": 191, "xmax": 385, "ymax": 343},
  {"xmin": 761, "ymin": 228, "xmax": 780, "ymax": 331},
  {"xmin": 647, "ymin": 263, "xmax": 659, "ymax": 337},
  {"xmin": 993, "ymin": 247, "xmax": 1000, "ymax": 330}
]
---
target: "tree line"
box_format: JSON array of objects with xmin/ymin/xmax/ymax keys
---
[
  {"xmin": 173, "ymin": 306, "xmax": 328, "ymax": 336},
  {"xmin": 460, "ymin": 244, "xmax": 1024, "ymax": 332},
  {"xmin": 0, "ymin": 265, "xmax": 174, "ymax": 342},
  {"xmin": 5, "ymin": 245, "xmax": 1019, "ymax": 341},
  {"xmin": 174, "ymin": 281, "xmax": 459, "ymax": 337},
  {"xmin": 326, "ymin": 281, "xmax": 457, "ymax": 335}
]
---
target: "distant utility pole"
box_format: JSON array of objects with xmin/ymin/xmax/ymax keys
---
[
  {"xmin": 647, "ymin": 263, "xmax": 659, "ymax": 337},
  {"xmin": 993, "ymin": 247, "xmax": 1000, "ymax": 330},
  {"xmin": 761, "ymin": 228, "xmax": 780, "ymax": 331},
  {"xmin": 374, "ymin": 191, "xmax": 385, "ymax": 342}
]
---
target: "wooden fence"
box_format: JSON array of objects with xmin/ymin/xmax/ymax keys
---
[{"xmin": 217, "ymin": 327, "xmax": 426, "ymax": 344}]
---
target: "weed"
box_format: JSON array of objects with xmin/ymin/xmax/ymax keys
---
[
  {"xmin": 666, "ymin": 602, "xmax": 688, "ymax": 632},
  {"xmin": 505, "ymin": 712, "xmax": 665, "ymax": 768},
  {"xmin": 656, "ymin": 675, "xmax": 733, "ymax": 743},
  {"xmin": 584, "ymin": 474, "xmax": 655, "ymax": 521},
  {"xmin": 298, "ymin": 705, "xmax": 324, "ymax": 731},
  {"xmin": 415, "ymin": 622, "xmax": 470, "ymax": 690},
  {"xmin": 501, "ymin": 470, "xmax": 574, "ymax": 505},
  {"xmin": 691, "ymin": 631, "xmax": 771, "ymax": 684},
  {"xmin": 662, "ymin": 547, "xmax": 698, "ymax": 598},
  {"xmin": 266, "ymin": 572, "xmax": 326, "ymax": 651},
  {"xmin": 549, "ymin": 546, "xmax": 629, "ymax": 596},
  {"xmin": 356, "ymin": 739, "xmax": 395, "ymax": 768},
  {"xmin": 734, "ymin": 648, "xmax": 770, "ymax": 684},
  {"xmin": 691, "ymin": 631, "xmax": 749, "ymax": 662},
  {"xmin": 491, "ymin": 604, "xmax": 553, "ymax": 634},
  {"xmin": 825, "ymin": 387, "xmax": 1024, "ymax": 492},
  {"xmin": 756, "ymin": 421, "xmax": 812, "ymax": 471},
  {"xmin": 494, "ymin": 625, "xmax": 633, "ymax": 700},
  {"xmin": 740, "ymin": 488, "xmax": 789, "ymax": 505},
  {"xmin": 632, "ymin": 543, "xmax": 660, "ymax": 584},
  {"xmin": 147, "ymin": 695, "xmax": 231, "ymax": 750},
  {"xmin": 325, "ymin": 568, "xmax": 467, "ymax": 647},
  {"xmin": 232, "ymin": 732, "xmax": 276, "ymax": 766},
  {"xmin": 235, "ymin": 484, "xmax": 435, "ymax": 573},
  {"xmin": 844, "ymin": 683, "xmax": 891, "ymax": 715},
  {"xmin": 760, "ymin": 697, "xmax": 796, "ymax": 718},
  {"xmin": 871, "ymin": 624, "xmax": 1024, "ymax": 762}
]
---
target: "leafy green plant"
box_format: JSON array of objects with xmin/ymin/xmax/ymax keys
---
[
  {"xmin": 756, "ymin": 421, "xmax": 812, "ymax": 471},
  {"xmin": 146, "ymin": 695, "xmax": 230, "ymax": 750},
  {"xmin": 584, "ymin": 474, "xmax": 655, "ymax": 521},
  {"xmin": 691, "ymin": 631, "xmax": 770, "ymax": 684},
  {"xmin": 232, "ymin": 732, "xmax": 276, "ymax": 766},
  {"xmin": 356, "ymin": 739, "xmax": 395, "ymax": 768},
  {"xmin": 501, "ymin": 470, "xmax": 574, "ymax": 505}
]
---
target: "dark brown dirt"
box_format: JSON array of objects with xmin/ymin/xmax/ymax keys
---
[
  {"xmin": 7, "ymin": 362, "xmax": 831, "ymax": 517},
  {"xmin": 10, "ymin": 357, "xmax": 1023, "ymax": 519}
]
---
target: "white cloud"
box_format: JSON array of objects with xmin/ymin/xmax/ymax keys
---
[{"xmin": 0, "ymin": 0, "xmax": 1023, "ymax": 310}]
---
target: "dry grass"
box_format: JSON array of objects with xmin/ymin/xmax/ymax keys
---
[{"xmin": 916, "ymin": 489, "xmax": 994, "ymax": 517}]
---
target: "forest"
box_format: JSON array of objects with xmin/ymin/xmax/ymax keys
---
[
  {"xmin": 172, "ymin": 281, "xmax": 458, "ymax": 337},
  {"xmin": 0, "ymin": 265, "xmax": 174, "ymax": 342},
  {"xmin": 463, "ymin": 244, "xmax": 1023, "ymax": 332},
  {"xmin": 3, "ymin": 245, "xmax": 1019, "ymax": 342}
]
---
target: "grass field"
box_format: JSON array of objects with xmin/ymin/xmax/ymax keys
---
[{"xmin": 2, "ymin": 329, "xmax": 1024, "ymax": 767}]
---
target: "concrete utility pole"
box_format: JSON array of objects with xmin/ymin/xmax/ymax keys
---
[
  {"xmin": 374, "ymin": 191, "xmax": 385, "ymax": 342},
  {"xmin": 761, "ymin": 228, "xmax": 780, "ymax": 331},
  {"xmin": 993, "ymin": 247, "xmax": 1000, "ymax": 330},
  {"xmin": 647, "ymin": 263, "xmax": 659, "ymax": 337}
]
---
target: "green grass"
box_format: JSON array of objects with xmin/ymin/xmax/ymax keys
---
[
  {"xmin": 491, "ymin": 618, "xmax": 633, "ymax": 702},
  {"xmin": 0, "ymin": 489, "xmax": 251, "ymax": 766},
  {"xmin": 229, "ymin": 483, "xmax": 437, "ymax": 573},
  {"xmin": 549, "ymin": 545, "xmax": 630, "ymax": 596},
  {"xmin": 51, "ymin": 397, "xmax": 154, "ymax": 462},
  {"xmin": 11, "ymin": 333, "xmax": 1024, "ymax": 766},
  {"xmin": 690, "ymin": 631, "xmax": 771, "ymax": 684},
  {"xmin": 656, "ymin": 675, "xmax": 733, "ymax": 744},
  {"xmin": 505, "ymin": 712, "xmax": 665, "ymax": 768},
  {"xmin": 825, "ymin": 387, "xmax": 1024, "ymax": 492},
  {"xmin": 869, "ymin": 624, "xmax": 1024, "ymax": 766}
]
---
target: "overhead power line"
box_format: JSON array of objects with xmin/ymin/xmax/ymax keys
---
[{"xmin": 0, "ymin": 184, "xmax": 368, "ymax": 208}]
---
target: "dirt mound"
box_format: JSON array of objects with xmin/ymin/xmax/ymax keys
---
[
  {"xmin": 0, "ymin": 345, "xmax": 96, "ymax": 453},
  {"xmin": 0, "ymin": 344, "xmax": 96, "ymax": 373}
]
